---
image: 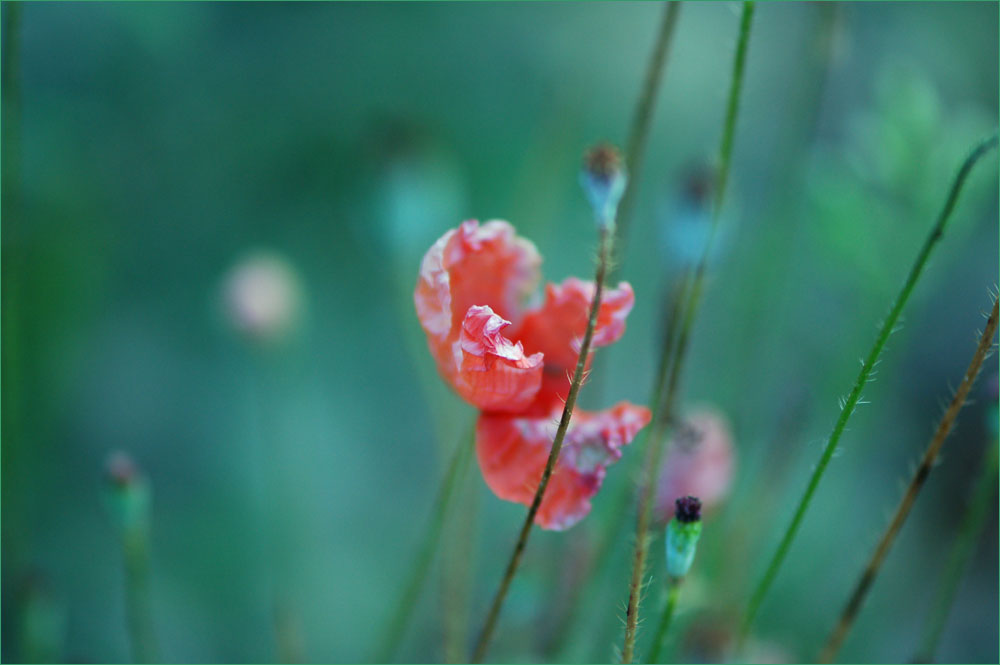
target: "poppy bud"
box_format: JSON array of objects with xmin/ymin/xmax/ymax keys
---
[
  {"xmin": 665, "ymin": 496, "xmax": 702, "ymax": 579},
  {"xmin": 103, "ymin": 451, "xmax": 150, "ymax": 535},
  {"xmin": 580, "ymin": 143, "xmax": 627, "ymax": 228}
]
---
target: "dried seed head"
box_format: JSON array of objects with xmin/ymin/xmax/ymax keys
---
[{"xmin": 675, "ymin": 495, "xmax": 702, "ymax": 523}]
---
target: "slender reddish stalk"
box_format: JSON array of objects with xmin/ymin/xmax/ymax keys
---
[
  {"xmin": 818, "ymin": 299, "xmax": 999, "ymax": 663},
  {"xmin": 741, "ymin": 133, "xmax": 999, "ymax": 643},
  {"xmin": 621, "ymin": 5, "xmax": 755, "ymax": 661},
  {"xmin": 471, "ymin": 226, "xmax": 614, "ymax": 663}
]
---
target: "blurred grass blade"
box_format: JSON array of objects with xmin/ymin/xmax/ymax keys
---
[
  {"xmin": 819, "ymin": 298, "xmax": 999, "ymax": 662},
  {"xmin": 915, "ymin": 438, "xmax": 999, "ymax": 662},
  {"xmin": 374, "ymin": 425, "xmax": 475, "ymax": 662},
  {"xmin": 741, "ymin": 132, "xmax": 1000, "ymax": 642},
  {"xmin": 613, "ymin": 0, "xmax": 682, "ymax": 256}
]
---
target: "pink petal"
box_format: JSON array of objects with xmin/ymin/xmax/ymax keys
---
[
  {"xmin": 454, "ymin": 306, "xmax": 543, "ymax": 412},
  {"xmin": 476, "ymin": 402, "xmax": 651, "ymax": 530},
  {"xmin": 513, "ymin": 277, "xmax": 635, "ymax": 372},
  {"xmin": 414, "ymin": 220, "xmax": 542, "ymax": 400}
]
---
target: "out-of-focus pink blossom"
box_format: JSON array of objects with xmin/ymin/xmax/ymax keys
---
[{"xmin": 655, "ymin": 407, "xmax": 736, "ymax": 524}]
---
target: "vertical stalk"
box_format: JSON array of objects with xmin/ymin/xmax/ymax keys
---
[
  {"xmin": 441, "ymin": 461, "xmax": 479, "ymax": 664},
  {"xmin": 818, "ymin": 299, "xmax": 999, "ymax": 663},
  {"xmin": 1, "ymin": 0, "xmax": 26, "ymax": 581},
  {"xmin": 620, "ymin": 5, "xmax": 755, "ymax": 661},
  {"xmin": 253, "ymin": 355, "xmax": 303, "ymax": 663},
  {"xmin": 471, "ymin": 225, "xmax": 615, "ymax": 663},
  {"xmin": 740, "ymin": 132, "xmax": 999, "ymax": 642},
  {"xmin": 123, "ymin": 524, "xmax": 158, "ymax": 664},
  {"xmin": 646, "ymin": 578, "xmax": 681, "ymax": 664},
  {"xmin": 374, "ymin": 424, "xmax": 475, "ymax": 662},
  {"xmin": 914, "ymin": 439, "xmax": 999, "ymax": 662},
  {"xmin": 613, "ymin": 1, "xmax": 683, "ymax": 257}
]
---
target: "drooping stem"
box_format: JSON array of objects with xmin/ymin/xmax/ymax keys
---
[
  {"xmin": 741, "ymin": 132, "xmax": 1000, "ymax": 642},
  {"xmin": 620, "ymin": 6, "xmax": 755, "ymax": 661},
  {"xmin": 374, "ymin": 424, "xmax": 475, "ymax": 663},
  {"xmin": 914, "ymin": 438, "xmax": 999, "ymax": 662},
  {"xmin": 818, "ymin": 299, "xmax": 999, "ymax": 663},
  {"xmin": 613, "ymin": 1, "xmax": 683, "ymax": 257},
  {"xmin": 471, "ymin": 226, "xmax": 615, "ymax": 663},
  {"xmin": 646, "ymin": 578, "xmax": 682, "ymax": 664}
]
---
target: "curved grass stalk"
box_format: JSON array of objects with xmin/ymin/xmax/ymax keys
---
[
  {"xmin": 374, "ymin": 425, "xmax": 475, "ymax": 662},
  {"xmin": 818, "ymin": 298, "xmax": 999, "ymax": 662},
  {"xmin": 914, "ymin": 438, "xmax": 999, "ymax": 662},
  {"xmin": 620, "ymin": 5, "xmax": 755, "ymax": 661},
  {"xmin": 471, "ymin": 225, "xmax": 615, "ymax": 663},
  {"xmin": 741, "ymin": 132, "xmax": 1000, "ymax": 642},
  {"xmin": 646, "ymin": 578, "xmax": 681, "ymax": 664}
]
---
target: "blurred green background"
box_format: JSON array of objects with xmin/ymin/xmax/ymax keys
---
[{"xmin": 2, "ymin": 2, "xmax": 998, "ymax": 663}]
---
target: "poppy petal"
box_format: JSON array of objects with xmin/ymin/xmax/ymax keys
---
[
  {"xmin": 476, "ymin": 402, "xmax": 651, "ymax": 530},
  {"xmin": 415, "ymin": 220, "xmax": 542, "ymax": 390},
  {"xmin": 513, "ymin": 277, "xmax": 635, "ymax": 372},
  {"xmin": 453, "ymin": 305, "xmax": 544, "ymax": 411}
]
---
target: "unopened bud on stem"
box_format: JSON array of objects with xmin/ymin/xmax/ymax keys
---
[
  {"xmin": 665, "ymin": 496, "xmax": 703, "ymax": 579},
  {"xmin": 580, "ymin": 143, "xmax": 627, "ymax": 229}
]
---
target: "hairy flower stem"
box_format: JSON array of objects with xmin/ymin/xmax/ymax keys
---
[
  {"xmin": 375, "ymin": 424, "xmax": 475, "ymax": 663},
  {"xmin": 646, "ymin": 578, "xmax": 681, "ymax": 664},
  {"xmin": 545, "ymin": 276, "xmax": 688, "ymax": 661},
  {"xmin": 741, "ymin": 132, "xmax": 1000, "ymax": 644},
  {"xmin": 621, "ymin": 6, "xmax": 754, "ymax": 662},
  {"xmin": 613, "ymin": 1, "xmax": 682, "ymax": 258},
  {"xmin": 471, "ymin": 226, "xmax": 614, "ymax": 663},
  {"xmin": 819, "ymin": 299, "xmax": 999, "ymax": 663},
  {"xmin": 915, "ymin": 438, "xmax": 999, "ymax": 662}
]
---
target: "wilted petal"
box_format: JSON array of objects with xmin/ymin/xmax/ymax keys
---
[
  {"xmin": 476, "ymin": 402, "xmax": 651, "ymax": 530},
  {"xmin": 453, "ymin": 306, "xmax": 543, "ymax": 412},
  {"xmin": 655, "ymin": 408, "xmax": 736, "ymax": 523},
  {"xmin": 415, "ymin": 220, "xmax": 542, "ymax": 389},
  {"xmin": 514, "ymin": 277, "xmax": 635, "ymax": 372}
]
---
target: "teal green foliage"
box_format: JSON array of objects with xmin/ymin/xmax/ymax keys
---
[{"xmin": 1, "ymin": 3, "xmax": 997, "ymax": 663}]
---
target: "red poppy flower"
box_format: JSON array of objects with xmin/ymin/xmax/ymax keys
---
[{"xmin": 415, "ymin": 219, "xmax": 651, "ymax": 530}]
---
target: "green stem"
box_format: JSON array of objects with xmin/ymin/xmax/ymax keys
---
[
  {"xmin": 646, "ymin": 578, "xmax": 681, "ymax": 664},
  {"xmin": 613, "ymin": 1, "xmax": 683, "ymax": 257},
  {"xmin": 620, "ymin": 6, "xmax": 754, "ymax": 662},
  {"xmin": 123, "ymin": 525, "xmax": 158, "ymax": 663},
  {"xmin": 471, "ymin": 226, "xmax": 614, "ymax": 663},
  {"xmin": 915, "ymin": 439, "xmax": 999, "ymax": 662},
  {"xmin": 819, "ymin": 299, "xmax": 999, "ymax": 663},
  {"xmin": 741, "ymin": 132, "xmax": 999, "ymax": 643},
  {"xmin": 441, "ymin": 443, "xmax": 480, "ymax": 664},
  {"xmin": 374, "ymin": 424, "xmax": 475, "ymax": 662}
]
